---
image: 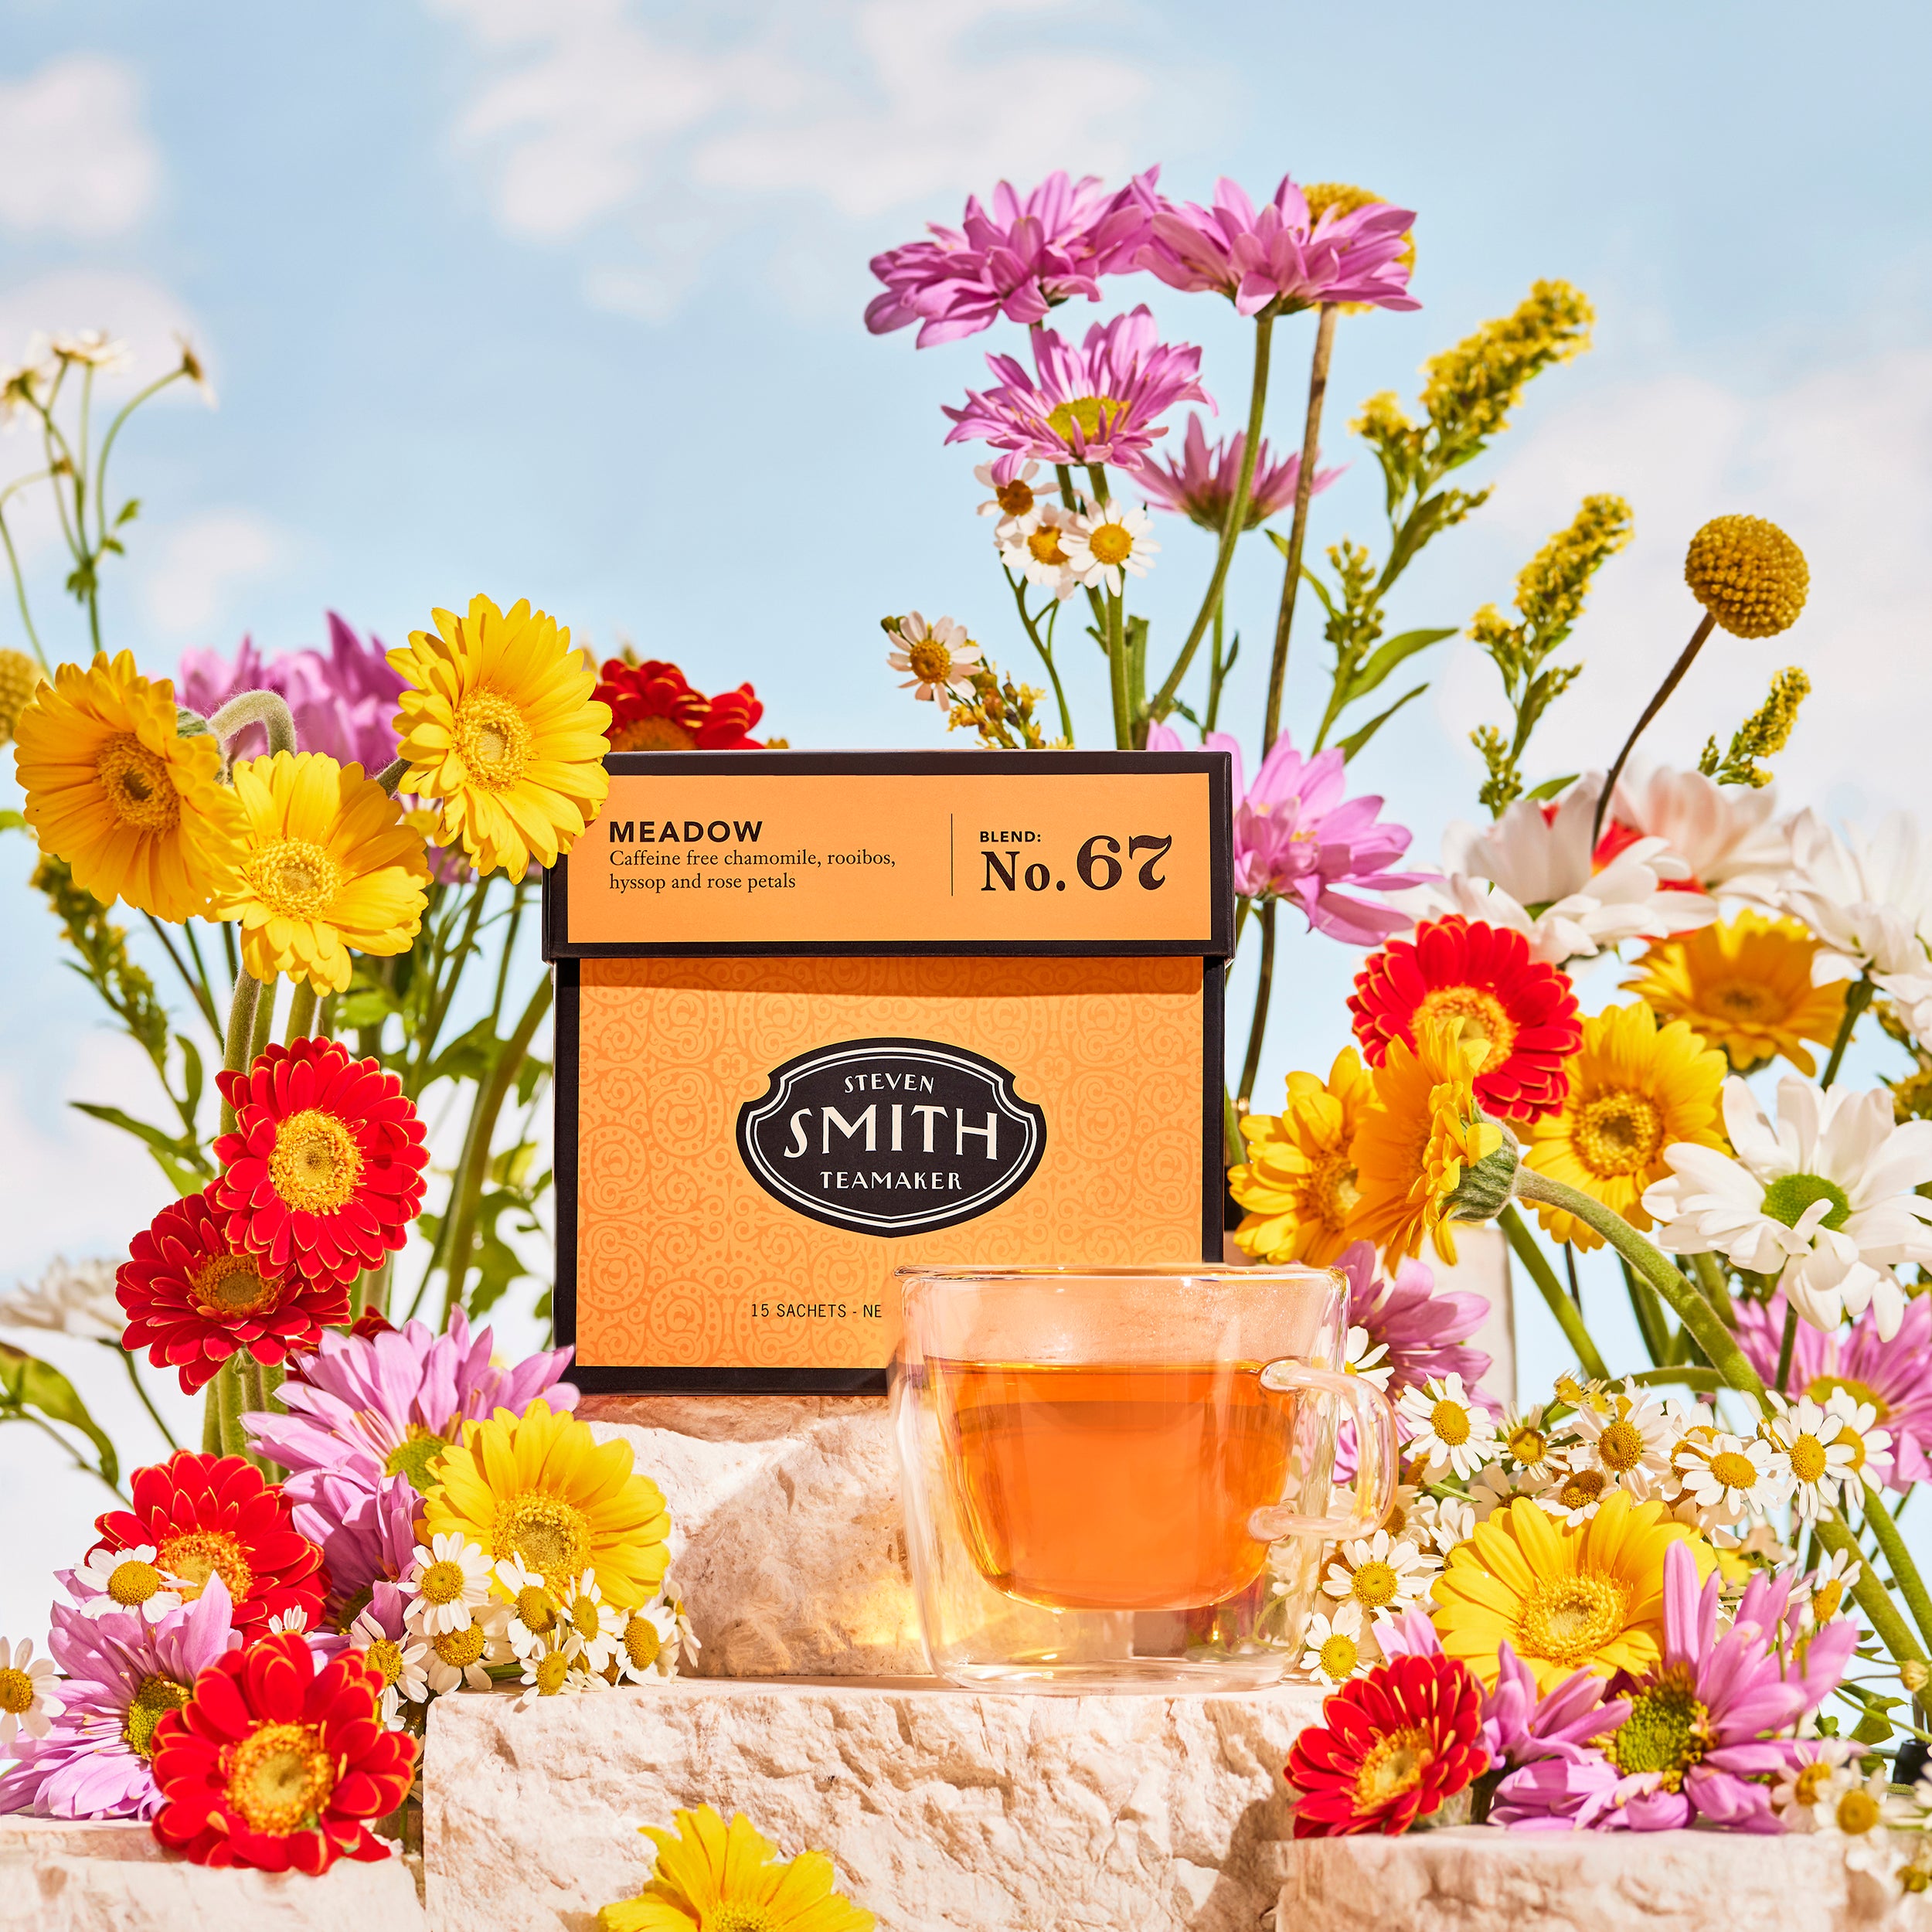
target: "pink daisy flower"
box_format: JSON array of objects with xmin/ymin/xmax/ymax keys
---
[
  {"xmin": 941, "ymin": 306, "xmax": 1210, "ymax": 474},
  {"xmin": 1332, "ymin": 1240, "xmax": 1492, "ymax": 1404},
  {"xmin": 1138, "ymin": 175, "xmax": 1418, "ymax": 317},
  {"xmin": 866, "ymin": 168, "xmax": 1160, "ymax": 347},
  {"xmin": 1136, "ymin": 414, "xmax": 1340, "ymax": 533}
]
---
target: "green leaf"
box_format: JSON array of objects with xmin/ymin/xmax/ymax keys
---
[
  {"xmin": 0, "ymin": 809, "xmax": 25, "ymax": 834},
  {"xmin": 1524, "ymin": 773, "xmax": 1581, "ymax": 804},
  {"xmin": 176, "ymin": 1033, "xmax": 205, "ymax": 1122},
  {"xmin": 514, "ymin": 1055, "xmax": 550, "ymax": 1108},
  {"xmin": 1266, "ymin": 528, "xmax": 1292, "ymax": 561},
  {"xmin": 423, "ymin": 1018, "xmax": 500, "ymax": 1092},
  {"xmin": 488, "ymin": 1139, "xmax": 539, "ymax": 1192},
  {"xmin": 1337, "ymin": 683, "xmax": 1429, "ymax": 760},
  {"xmin": 1343, "ymin": 626, "xmax": 1456, "ymax": 706},
  {"xmin": 70, "ymin": 1101, "xmax": 209, "ymax": 1195},
  {"xmin": 333, "ymin": 986, "xmax": 401, "ymax": 1030},
  {"xmin": 100, "ymin": 537, "xmax": 124, "ymax": 557},
  {"xmin": 115, "ymin": 498, "xmax": 141, "ymax": 526},
  {"xmin": 0, "ymin": 1343, "xmax": 119, "ymax": 1485}
]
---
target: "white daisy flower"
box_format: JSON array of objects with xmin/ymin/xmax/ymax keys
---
[
  {"xmin": 0, "ymin": 1256, "xmax": 122, "ymax": 1341},
  {"xmin": 349, "ymin": 1608, "xmax": 430, "ymax": 1726},
  {"xmin": 1676, "ymin": 1431, "xmax": 1789, "ymax": 1526},
  {"xmin": 1795, "ymin": 1548, "xmax": 1863, "ymax": 1629},
  {"xmin": 1821, "ymin": 1388, "xmax": 1894, "ymax": 1495},
  {"xmin": 666, "ymin": 1594, "xmax": 700, "ymax": 1671},
  {"xmin": 514, "ymin": 1648, "xmax": 607, "ymax": 1705},
  {"xmin": 1411, "ymin": 1494, "xmax": 1475, "ymax": 1558},
  {"xmin": 405, "ymin": 1532, "xmax": 495, "ymax": 1638},
  {"xmin": 1536, "ymin": 1461, "xmax": 1621, "ymax": 1525},
  {"xmin": 0, "ymin": 1638, "xmax": 61, "ymax": 1748},
  {"xmin": 1469, "ymin": 1461, "xmax": 1545, "ymax": 1522},
  {"xmin": 1611, "ymin": 765, "xmax": 1790, "ymax": 896},
  {"xmin": 1341, "ymin": 1325, "xmax": 1393, "ymax": 1393},
  {"xmin": 973, "ymin": 457, "xmax": 1046, "ymax": 531},
  {"xmin": 1814, "ymin": 1766, "xmax": 1910, "ymax": 1873},
  {"xmin": 1299, "ymin": 1601, "xmax": 1370, "ymax": 1686},
  {"xmin": 1396, "ymin": 1374, "xmax": 1499, "ymax": 1479},
  {"xmin": 998, "ymin": 507, "xmax": 1080, "ymax": 599},
  {"xmin": 1379, "ymin": 1482, "xmax": 1424, "ymax": 1543},
  {"xmin": 1060, "ymin": 497, "xmax": 1158, "ymax": 597},
  {"xmin": 420, "ymin": 1603, "xmax": 508, "ymax": 1694},
  {"xmin": 69, "ymin": 1545, "xmax": 183, "ymax": 1624},
  {"xmin": 556, "ymin": 1570, "xmax": 624, "ymax": 1674},
  {"xmin": 611, "ymin": 1599, "xmax": 681, "ymax": 1684},
  {"xmin": 1319, "ymin": 1529, "xmax": 1437, "ymax": 1620},
  {"xmin": 266, "ymin": 1607, "xmax": 312, "ymax": 1636},
  {"xmin": 492, "ymin": 1555, "xmax": 567, "ymax": 1661},
  {"xmin": 1570, "ymin": 1391, "xmax": 1675, "ymax": 1501},
  {"xmin": 886, "ymin": 611, "xmax": 981, "ymax": 703},
  {"xmin": 1762, "ymin": 1396, "xmax": 1859, "ymax": 1522},
  {"xmin": 1777, "ymin": 808, "xmax": 1932, "ymax": 984},
  {"xmin": 1770, "ymin": 1736, "xmax": 1855, "ymax": 1830},
  {"xmin": 1641, "ymin": 1077, "xmax": 1932, "ymax": 1340},
  {"xmin": 49, "ymin": 329, "xmax": 131, "ymax": 372},
  {"xmin": 1495, "ymin": 1403, "xmax": 1559, "ymax": 1475}
]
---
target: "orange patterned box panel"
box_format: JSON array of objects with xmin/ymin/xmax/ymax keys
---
[{"xmin": 566, "ymin": 956, "xmax": 1214, "ymax": 1377}]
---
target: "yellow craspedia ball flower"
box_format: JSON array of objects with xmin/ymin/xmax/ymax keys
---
[
  {"xmin": 424, "ymin": 1399, "xmax": 668, "ymax": 1611},
  {"xmin": 209, "ymin": 750, "xmax": 430, "ymax": 995},
  {"xmin": 389, "ymin": 594, "xmax": 612, "ymax": 879},
  {"xmin": 1683, "ymin": 515, "xmax": 1808, "ymax": 638},
  {"xmin": 0, "ymin": 649, "xmax": 41, "ymax": 747},
  {"xmin": 13, "ymin": 650, "xmax": 243, "ymax": 922}
]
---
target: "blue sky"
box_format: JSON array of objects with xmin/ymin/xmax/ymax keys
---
[{"xmin": 1, "ymin": 0, "xmax": 1930, "ymax": 1629}]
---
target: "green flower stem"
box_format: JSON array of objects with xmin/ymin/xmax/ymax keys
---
[
  {"xmin": 1003, "ymin": 567, "xmax": 1074, "ymax": 746},
  {"xmin": 207, "ymin": 689, "xmax": 298, "ymax": 762},
  {"xmin": 1234, "ymin": 900, "xmax": 1278, "ymax": 1110},
  {"xmin": 1106, "ymin": 587, "xmax": 1131, "ymax": 750},
  {"xmin": 141, "ymin": 913, "xmax": 223, "ymax": 1039},
  {"xmin": 248, "ymin": 975, "xmax": 279, "ymax": 1063},
  {"xmin": 217, "ymin": 971, "xmax": 263, "ymax": 1137},
  {"xmin": 0, "ymin": 477, "xmax": 51, "ymax": 669},
  {"xmin": 1774, "ymin": 1303, "xmax": 1800, "ymax": 1399},
  {"xmin": 1690, "ymin": 1249, "xmax": 1736, "ymax": 1328},
  {"xmin": 1590, "ymin": 610, "xmax": 1719, "ymax": 848},
  {"xmin": 1511, "ymin": 1169, "xmax": 1767, "ymax": 1406},
  {"xmin": 1628, "ymin": 1366, "xmax": 1722, "ymax": 1390},
  {"xmin": 1863, "ymin": 1486, "xmax": 1932, "ymax": 1657},
  {"xmin": 1815, "ymin": 1508, "xmax": 1927, "ymax": 1665},
  {"xmin": 1223, "ymin": 1085, "xmax": 1245, "ymax": 1169},
  {"xmin": 282, "ymin": 981, "xmax": 318, "ymax": 1046},
  {"xmin": 1498, "ymin": 1203, "xmax": 1611, "ymax": 1383},
  {"xmin": 109, "ymin": 1342, "xmax": 179, "ymax": 1453},
  {"xmin": 1261, "ymin": 302, "xmax": 1338, "ymax": 751},
  {"xmin": 1148, "ymin": 311, "xmax": 1274, "ymax": 724},
  {"xmin": 1617, "ymin": 1257, "xmax": 1673, "ymax": 1368},
  {"xmin": 1821, "ymin": 975, "xmax": 1874, "ymax": 1090}
]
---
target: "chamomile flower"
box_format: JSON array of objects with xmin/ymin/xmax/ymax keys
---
[
  {"xmin": 1495, "ymin": 1403, "xmax": 1558, "ymax": 1476},
  {"xmin": 515, "ymin": 1648, "xmax": 606, "ymax": 1704},
  {"xmin": 1299, "ymin": 1602, "xmax": 1370, "ymax": 1686},
  {"xmin": 0, "ymin": 1637, "xmax": 60, "ymax": 1748},
  {"xmin": 1763, "ymin": 1395, "xmax": 1859, "ymax": 1522},
  {"xmin": 349, "ymin": 1607, "xmax": 430, "ymax": 1725},
  {"xmin": 1412, "ymin": 1494, "xmax": 1475, "ymax": 1558},
  {"xmin": 1676, "ymin": 1431, "xmax": 1789, "ymax": 1526},
  {"xmin": 420, "ymin": 1603, "xmax": 508, "ymax": 1693},
  {"xmin": 405, "ymin": 1532, "xmax": 495, "ymax": 1638},
  {"xmin": 611, "ymin": 1600, "xmax": 680, "ymax": 1683},
  {"xmin": 973, "ymin": 457, "xmax": 1046, "ymax": 530},
  {"xmin": 1060, "ymin": 497, "xmax": 1158, "ymax": 597},
  {"xmin": 1342, "ymin": 1324, "xmax": 1393, "ymax": 1393},
  {"xmin": 265, "ymin": 1607, "xmax": 314, "ymax": 1636},
  {"xmin": 556, "ymin": 1570, "xmax": 624, "ymax": 1674},
  {"xmin": 998, "ymin": 507, "xmax": 1079, "ymax": 599},
  {"xmin": 1536, "ymin": 1461, "xmax": 1620, "ymax": 1525},
  {"xmin": 493, "ymin": 1555, "xmax": 567, "ymax": 1660},
  {"xmin": 1569, "ymin": 1389, "xmax": 1674, "ymax": 1500},
  {"xmin": 1821, "ymin": 1387, "xmax": 1894, "ymax": 1496},
  {"xmin": 1320, "ymin": 1528, "xmax": 1437, "ymax": 1620},
  {"xmin": 887, "ymin": 611, "xmax": 981, "ymax": 703},
  {"xmin": 1396, "ymin": 1373, "xmax": 1498, "ymax": 1479},
  {"xmin": 1771, "ymin": 1736, "xmax": 1855, "ymax": 1830},
  {"xmin": 1469, "ymin": 1461, "xmax": 1544, "ymax": 1522},
  {"xmin": 1815, "ymin": 1765, "xmax": 1908, "ymax": 1872},
  {"xmin": 1797, "ymin": 1548, "xmax": 1863, "ymax": 1629},
  {"xmin": 1553, "ymin": 1372, "xmax": 1615, "ymax": 1416},
  {"xmin": 69, "ymin": 1544, "xmax": 183, "ymax": 1624}
]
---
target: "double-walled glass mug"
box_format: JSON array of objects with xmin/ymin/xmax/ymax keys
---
[{"xmin": 890, "ymin": 1264, "xmax": 1397, "ymax": 1691}]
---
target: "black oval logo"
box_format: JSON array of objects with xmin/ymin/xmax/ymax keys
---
[{"xmin": 735, "ymin": 1036, "xmax": 1046, "ymax": 1237}]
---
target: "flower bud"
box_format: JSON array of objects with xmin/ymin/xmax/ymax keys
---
[
  {"xmin": 1445, "ymin": 1136, "xmax": 1520, "ymax": 1226},
  {"xmin": 1903, "ymin": 1659, "xmax": 1928, "ymax": 1693}
]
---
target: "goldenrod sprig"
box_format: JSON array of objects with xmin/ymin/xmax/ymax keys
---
[{"xmin": 1698, "ymin": 665, "xmax": 1810, "ymax": 787}]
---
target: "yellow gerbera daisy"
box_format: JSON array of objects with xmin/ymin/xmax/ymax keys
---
[
  {"xmin": 1228, "ymin": 1047, "xmax": 1376, "ymax": 1265},
  {"xmin": 389, "ymin": 594, "xmax": 612, "ymax": 878},
  {"xmin": 209, "ymin": 751, "xmax": 430, "ymax": 994},
  {"xmin": 423, "ymin": 1399, "xmax": 668, "ymax": 1610},
  {"xmin": 1624, "ymin": 912, "xmax": 1845, "ymax": 1077},
  {"xmin": 599, "ymin": 1807, "xmax": 875, "ymax": 1932},
  {"xmin": 1344, "ymin": 1017, "xmax": 1502, "ymax": 1267},
  {"xmin": 1522, "ymin": 1002, "xmax": 1728, "ymax": 1250},
  {"xmin": 13, "ymin": 651, "xmax": 243, "ymax": 921},
  {"xmin": 1432, "ymin": 1492, "xmax": 1713, "ymax": 1692}
]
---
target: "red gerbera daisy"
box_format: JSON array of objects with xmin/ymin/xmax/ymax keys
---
[
  {"xmin": 93, "ymin": 1451, "xmax": 327, "ymax": 1634},
  {"xmin": 1349, "ymin": 915, "xmax": 1583, "ymax": 1121},
  {"xmin": 1285, "ymin": 1651, "xmax": 1488, "ymax": 1837},
  {"xmin": 117, "ymin": 1187, "xmax": 349, "ymax": 1394},
  {"xmin": 212, "ymin": 1037, "xmax": 428, "ymax": 1287},
  {"xmin": 693, "ymin": 682, "xmax": 765, "ymax": 749},
  {"xmin": 151, "ymin": 1631, "xmax": 416, "ymax": 1872},
  {"xmin": 597, "ymin": 658, "xmax": 709, "ymax": 752}
]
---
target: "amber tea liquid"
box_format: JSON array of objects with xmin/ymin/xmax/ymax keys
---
[{"xmin": 930, "ymin": 1359, "xmax": 1296, "ymax": 1612}]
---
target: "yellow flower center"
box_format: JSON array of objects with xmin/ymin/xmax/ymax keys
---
[
  {"xmin": 710, "ymin": 1906, "xmax": 783, "ymax": 1932},
  {"xmin": 1507, "ymin": 1423, "xmax": 1547, "ymax": 1466},
  {"xmin": 419, "ymin": 1559, "xmax": 468, "ymax": 1607},
  {"xmin": 1835, "ymin": 1787, "xmax": 1881, "ymax": 1835},
  {"xmin": 1808, "ymin": 1374, "xmax": 1889, "ymax": 1422},
  {"xmin": 121, "ymin": 1674, "xmax": 191, "ymax": 1757},
  {"xmin": 225, "ymin": 1720, "xmax": 335, "ymax": 1835},
  {"xmin": 1352, "ymin": 1726, "xmax": 1434, "ymax": 1808},
  {"xmin": 1414, "ymin": 988, "xmax": 1515, "ymax": 1073},
  {"xmin": 1788, "ymin": 1434, "xmax": 1828, "ymax": 1483},
  {"xmin": 1046, "ymin": 394, "xmax": 1125, "ymax": 442},
  {"xmin": 492, "ymin": 1493, "xmax": 593, "ymax": 1582},
  {"xmin": 1812, "ymin": 1579, "xmax": 1845, "ymax": 1622},
  {"xmin": 1835, "ymin": 1427, "xmax": 1868, "ymax": 1475},
  {"xmin": 190, "ymin": 1253, "xmax": 281, "ymax": 1320},
  {"xmin": 1430, "ymin": 1400, "xmax": 1471, "ymax": 1447},
  {"xmin": 157, "ymin": 1529, "xmax": 252, "ymax": 1606},
  {"xmin": 1516, "ymin": 1569, "xmax": 1629, "ymax": 1667},
  {"xmin": 382, "ymin": 1427, "xmax": 454, "ymax": 1494},
  {"xmin": 1318, "ymin": 1632, "xmax": 1359, "ymax": 1680},
  {"xmin": 1026, "ymin": 524, "xmax": 1069, "ymax": 566},
  {"xmin": 243, "ymin": 837, "xmax": 343, "ymax": 920},
  {"xmin": 517, "ymin": 1586, "xmax": 558, "ymax": 1634},
  {"xmin": 1605, "ymin": 1665, "xmax": 1708, "ymax": 1792},
  {"xmin": 94, "ymin": 733, "xmax": 180, "ymax": 833},
  {"xmin": 0, "ymin": 1669, "xmax": 32, "ymax": 1716},
  {"xmin": 1709, "ymin": 1450, "xmax": 1759, "ymax": 1491},
  {"xmin": 530, "ymin": 1652, "xmax": 569, "ymax": 1696},
  {"xmin": 1314, "ymin": 1152, "xmax": 1362, "ymax": 1230},
  {"xmin": 1791, "ymin": 1761, "xmax": 1833, "ymax": 1808},
  {"xmin": 432, "ymin": 1621, "xmax": 487, "ymax": 1668},
  {"xmin": 1706, "ymin": 978, "xmax": 1781, "ymax": 1023},
  {"xmin": 365, "ymin": 1638, "xmax": 405, "ymax": 1688},
  {"xmin": 607, "ymin": 716, "xmax": 696, "ymax": 753},
  {"xmin": 995, "ymin": 478, "xmax": 1036, "ymax": 516},
  {"xmin": 107, "ymin": 1558, "xmax": 165, "ymax": 1606},
  {"xmin": 1087, "ymin": 522, "xmax": 1134, "ymax": 566},
  {"xmin": 906, "ymin": 640, "xmax": 954, "ymax": 683},
  {"xmin": 267, "ymin": 1109, "xmax": 363, "ymax": 1214},
  {"xmin": 1351, "ymin": 1560, "xmax": 1400, "ymax": 1611},
  {"xmin": 453, "ymin": 689, "xmax": 534, "ymax": 791},
  {"xmin": 1572, "ymin": 1088, "xmax": 1665, "ymax": 1179},
  {"xmin": 1555, "ymin": 1468, "xmax": 1608, "ymax": 1512},
  {"xmin": 570, "ymin": 1594, "xmax": 602, "ymax": 1641},
  {"xmin": 1596, "ymin": 1418, "xmax": 1647, "ymax": 1474},
  {"xmin": 623, "ymin": 1613, "xmax": 662, "ymax": 1672}
]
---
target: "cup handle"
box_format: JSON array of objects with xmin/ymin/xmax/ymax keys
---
[{"xmin": 1247, "ymin": 1362, "xmax": 1398, "ymax": 1542}]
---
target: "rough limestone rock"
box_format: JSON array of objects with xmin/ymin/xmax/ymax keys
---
[
  {"xmin": 423, "ymin": 1678, "xmax": 1325, "ymax": 1930},
  {"xmin": 0, "ymin": 1815, "xmax": 424, "ymax": 1932},
  {"xmin": 577, "ymin": 1393, "xmax": 926, "ymax": 1676},
  {"xmin": 1279, "ymin": 1825, "xmax": 1906, "ymax": 1930}
]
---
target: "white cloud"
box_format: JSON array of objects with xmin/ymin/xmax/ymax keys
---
[
  {"xmin": 430, "ymin": 0, "xmax": 1192, "ymax": 317},
  {"xmin": 1436, "ymin": 345, "xmax": 1932, "ymax": 821},
  {"xmin": 139, "ymin": 510, "xmax": 291, "ymax": 639},
  {"xmin": 0, "ymin": 56, "xmax": 161, "ymax": 239}
]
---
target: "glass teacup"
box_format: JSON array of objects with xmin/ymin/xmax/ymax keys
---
[{"xmin": 890, "ymin": 1264, "xmax": 1396, "ymax": 1691}]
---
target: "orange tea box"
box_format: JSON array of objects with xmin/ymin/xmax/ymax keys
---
[{"xmin": 543, "ymin": 750, "xmax": 1234, "ymax": 1392}]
